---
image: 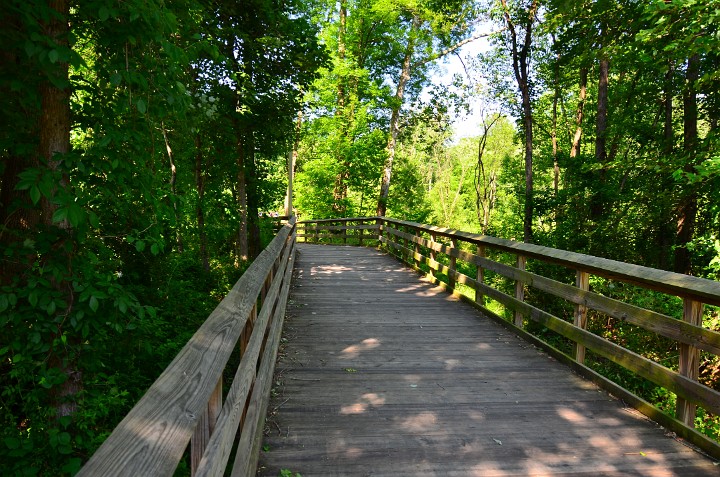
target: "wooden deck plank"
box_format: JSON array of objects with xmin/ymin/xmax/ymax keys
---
[{"xmin": 258, "ymin": 244, "xmax": 718, "ymax": 476}]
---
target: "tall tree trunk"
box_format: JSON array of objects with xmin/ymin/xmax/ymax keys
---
[
  {"xmin": 246, "ymin": 131, "xmax": 261, "ymax": 259},
  {"xmin": 234, "ymin": 126, "xmax": 248, "ymax": 262},
  {"xmin": 664, "ymin": 62, "xmax": 674, "ymax": 155},
  {"xmin": 591, "ymin": 54, "xmax": 609, "ymax": 219},
  {"xmin": 39, "ymin": 0, "xmax": 79, "ymax": 419},
  {"xmin": 552, "ymin": 46, "xmax": 560, "ymax": 197},
  {"xmin": 285, "ymin": 111, "xmax": 302, "ymax": 217},
  {"xmin": 501, "ymin": 0, "xmax": 538, "ymax": 243},
  {"xmin": 376, "ymin": 15, "xmax": 421, "ymax": 217},
  {"xmin": 332, "ymin": 0, "xmax": 349, "ymax": 214},
  {"xmin": 674, "ymin": 54, "xmax": 700, "ymax": 275},
  {"xmin": 595, "ymin": 56, "xmax": 609, "ymax": 173},
  {"xmin": 570, "ymin": 67, "xmax": 588, "ymax": 159}
]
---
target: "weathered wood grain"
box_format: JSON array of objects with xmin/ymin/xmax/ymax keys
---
[
  {"xmin": 383, "ymin": 239, "xmax": 720, "ymax": 416},
  {"xmin": 258, "ymin": 244, "xmax": 718, "ymax": 476},
  {"xmin": 78, "ymin": 223, "xmax": 296, "ymax": 477},
  {"xmin": 384, "ymin": 228, "xmax": 720, "ymax": 355},
  {"xmin": 194, "ymin": 235, "xmax": 295, "ymax": 477},
  {"xmin": 383, "ymin": 217, "xmax": 720, "ymax": 306}
]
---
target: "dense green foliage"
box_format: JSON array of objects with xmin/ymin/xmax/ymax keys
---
[
  {"xmin": 1, "ymin": 0, "xmax": 719, "ymax": 474},
  {"xmin": 1, "ymin": 1, "xmax": 323, "ymax": 474}
]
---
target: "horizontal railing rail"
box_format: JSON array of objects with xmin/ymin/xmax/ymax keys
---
[
  {"xmin": 299, "ymin": 215, "xmax": 720, "ymax": 459},
  {"xmin": 78, "ymin": 218, "xmax": 297, "ymax": 477},
  {"xmin": 297, "ymin": 216, "xmax": 380, "ymax": 246}
]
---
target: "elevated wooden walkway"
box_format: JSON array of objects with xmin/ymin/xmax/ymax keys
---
[{"xmin": 258, "ymin": 244, "xmax": 717, "ymax": 476}]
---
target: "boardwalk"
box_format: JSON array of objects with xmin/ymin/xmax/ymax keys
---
[{"xmin": 258, "ymin": 244, "xmax": 717, "ymax": 476}]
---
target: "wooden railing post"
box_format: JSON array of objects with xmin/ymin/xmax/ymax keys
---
[
  {"xmin": 448, "ymin": 238, "xmax": 458, "ymax": 290},
  {"xmin": 376, "ymin": 217, "xmax": 384, "ymax": 248},
  {"xmin": 413, "ymin": 228, "xmax": 420, "ymax": 269},
  {"xmin": 475, "ymin": 245, "xmax": 485, "ymax": 305},
  {"xmin": 314, "ymin": 221, "xmax": 319, "ymax": 243},
  {"xmin": 343, "ymin": 219, "xmax": 348, "ymax": 245},
  {"xmin": 429, "ymin": 232, "xmax": 437, "ymax": 280},
  {"xmin": 358, "ymin": 220, "xmax": 364, "ymax": 246},
  {"xmin": 514, "ymin": 255, "xmax": 526, "ymax": 327},
  {"xmin": 676, "ymin": 298, "xmax": 703, "ymax": 427},
  {"xmin": 573, "ymin": 270, "xmax": 590, "ymax": 364},
  {"xmin": 403, "ymin": 226, "xmax": 410, "ymax": 263},
  {"xmin": 190, "ymin": 378, "xmax": 223, "ymax": 476}
]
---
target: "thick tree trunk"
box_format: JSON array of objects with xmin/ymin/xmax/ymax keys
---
[
  {"xmin": 570, "ymin": 67, "xmax": 588, "ymax": 159},
  {"xmin": 674, "ymin": 54, "xmax": 700, "ymax": 275},
  {"xmin": 39, "ymin": 0, "xmax": 79, "ymax": 419},
  {"xmin": 377, "ymin": 15, "xmax": 421, "ymax": 217}
]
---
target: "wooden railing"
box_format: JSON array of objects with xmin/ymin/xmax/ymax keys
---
[
  {"xmin": 296, "ymin": 216, "xmax": 379, "ymax": 245},
  {"xmin": 78, "ymin": 218, "xmax": 297, "ymax": 477},
  {"xmin": 299, "ymin": 216, "xmax": 720, "ymax": 459}
]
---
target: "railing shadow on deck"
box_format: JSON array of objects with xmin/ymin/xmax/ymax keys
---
[
  {"xmin": 297, "ymin": 216, "xmax": 720, "ymax": 461},
  {"xmin": 77, "ymin": 218, "xmax": 297, "ymax": 477}
]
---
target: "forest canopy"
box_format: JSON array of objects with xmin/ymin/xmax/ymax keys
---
[{"xmin": 1, "ymin": 0, "xmax": 719, "ymax": 474}]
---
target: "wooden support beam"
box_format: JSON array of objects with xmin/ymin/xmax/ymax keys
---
[
  {"xmin": 676, "ymin": 298, "xmax": 703, "ymax": 427},
  {"xmin": 574, "ymin": 270, "xmax": 590, "ymax": 364},
  {"xmin": 429, "ymin": 232, "xmax": 437, "ymax": 280},
  {"xmin": 475, "ymin": 245, "xmax": 486, "ymax": 305},
  {"xmin": 191, "ymin": 379, "xmax": 223, "ymax": 476},
  {"xmin": 448, "ymin": 238, "xmax": 458, "ymax": 290},
  {"xmin": 514, "ymin": 255, "xmax": 526, "ymax": 328}
]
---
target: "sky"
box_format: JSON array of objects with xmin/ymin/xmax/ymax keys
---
[{"xmin": 429, "ymin": 26, "xmax": 495, "ymax": 141}]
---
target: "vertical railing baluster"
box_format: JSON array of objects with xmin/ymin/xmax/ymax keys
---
[
  {"xmin": 448, "ymin": 238, "xmax": 457, "ymax": 290},
  {"xmin": 573, "ymin": 270, "xmax": 590, "ymax": 364},
  {"xmin": 190, "ymin": 378, "xmax": 223, "ymax": 476},
  {"xmin": 429, "ymin": 232, "xmax": 437, "ymax": 280},
  {"xmin": 475, "ymin": 245, "xmax": 485, "ymax": 305},
  {"xmin": 514, "ymin": 255, "xmax": 526, "ymax": 327},
  {"xmin": 676, "ymin": 298, "xmax": 703, "ymax": 427},
  {"xmin": 413, "ymin": 228, "xmax": 420, "ymax": 269}
]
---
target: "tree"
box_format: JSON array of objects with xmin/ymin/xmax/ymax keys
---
[{"xmin": 497, "ymin": 0, "xmax": 539, "ymax": 242}]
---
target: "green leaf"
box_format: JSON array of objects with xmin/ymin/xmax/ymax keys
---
[
  {"xmin": 99, "ymin": 6, "xmax": 110, "ymax": 21},
  {"xmin": 58, "ymin": 432, "xmax": 71, "ymax": 446},
  {"xmin": 48, "ymin": 49, "xmax": 59, "ymax": 63},
  {"xmin": 28, "ymin": 291, "xmax": 38, "ymax": 308},
  {"xmin": 0, "ymin": 295, "xmax": 8, "ymax": 312},
  {"xmin": 30, "ymin": 186, "xmax": 41, "ymax": 205},
  {"xmin": 135, "ymin": 240, "xmax": 146, "ymax": 252},
  {"xmin": 52, "ymin": 207, "xmax": 68, "ymax": 224},
  {"xmin": 136, "ymin": 98, "xmax": 147, "ymax": 114},
  {"xmin": 89, "ymin": 211, "xmax": 100, "ymax": 228},
  {"xmin": 150, "ymin": 243, "xmax": 160, "ymax": 255},
  {"xmin": 67, "ymin": 203, "xmax": 83, "ymax": 227},
  {"xmin": 110, "ymin": 73, "xmax": 122, "ymax": 86},
  {"xmin": 4, "ymin": 437, "xmax": 20, "ymax": 450},
  {"xmin": 89, "ymin": 295, "xmax": 99, "ymax": 313}
]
